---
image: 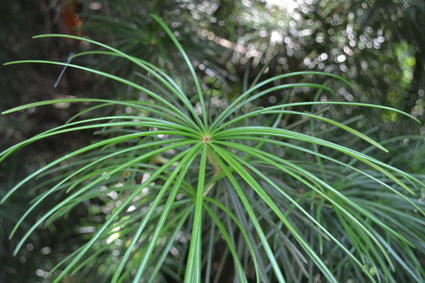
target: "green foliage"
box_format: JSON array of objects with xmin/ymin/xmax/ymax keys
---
[
  {"xmin": 76, "ymin": 0, "xmax": 425, "ymax": 136},
  {"xmin": 2, "ymin": 15, "xmax": 425, "ymax": 282}
]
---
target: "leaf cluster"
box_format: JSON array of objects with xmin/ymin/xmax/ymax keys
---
[{"xmin": 2, "ymin": 14, "xmax": 425, "ymax": 283}]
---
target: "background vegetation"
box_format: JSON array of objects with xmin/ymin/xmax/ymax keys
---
[{"xmin": 1, "ymin": 0, "xmax": 424, "ymax": 282}]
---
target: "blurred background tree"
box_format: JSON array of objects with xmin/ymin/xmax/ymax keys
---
[{"xmin": 1, "ymin": 0, "xmax": 424, "ymax": 282}]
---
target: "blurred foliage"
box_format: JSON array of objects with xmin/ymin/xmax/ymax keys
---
[
  {"xmin": 75, "ymin": 0, "xmax": 425, "ymax": 134},
  {"xmin": 1, "ymin": 0, "xmax": 425, "ymax": 282}
]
